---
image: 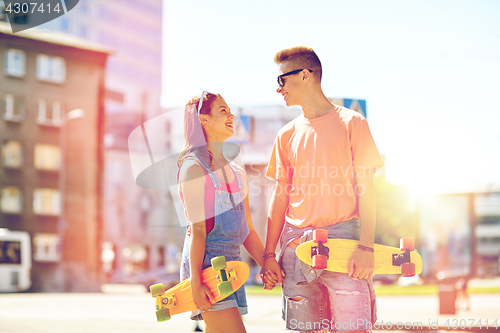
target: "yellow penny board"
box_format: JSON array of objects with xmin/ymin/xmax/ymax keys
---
[
  {"xmin": 151, "ymin": 260, "xmax": 249, "ymax": 320},
  {"xmin": 296, "ymin": 238, "xmax": 422, "ymax": 275}
]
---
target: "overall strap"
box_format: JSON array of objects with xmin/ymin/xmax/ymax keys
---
[
  {"xmin": 178, "ymin": 152, "xmax": 222, "ymax": 190},
  {"xmin": 228, "ymin": 161, "xmax": 245, "ymax": 191}
]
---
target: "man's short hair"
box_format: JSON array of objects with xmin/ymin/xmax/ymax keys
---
[{"xmin": 274, "ymin": 46, "xmax": 322, "ymax": 82}]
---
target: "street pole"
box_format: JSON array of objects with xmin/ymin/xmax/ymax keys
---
[{"xmin": 57, "ymin": 109, "xmax": 84, "ymax": 290}]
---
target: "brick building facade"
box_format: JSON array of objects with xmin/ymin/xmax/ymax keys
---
[{"xmin": 0, "ymin": 22, "xmax": 110, "ymax": 291}]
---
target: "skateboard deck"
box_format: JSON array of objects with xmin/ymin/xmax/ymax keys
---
[
  {"xmin": 296, "ymin": 236, "xmax": 422, "ymax": 276},
  {"xmin": 150, "ymin": 257, "xmax": 249, "ymax": 322}
]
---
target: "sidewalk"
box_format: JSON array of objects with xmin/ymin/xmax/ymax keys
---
[
  {"xmin": 252, "ymin": 293, "xmax": 500, "ymax": 332},
  {"xmin": 374, "ymin": 293, "xmax": 499, "ymax": 332},
  {"xmin": 154, "ymin": 292, "xmax": 500, "ymax": 333},
  {"xmin": 0, "ymin": 288, "xmax": 497, "ymax": 333}
]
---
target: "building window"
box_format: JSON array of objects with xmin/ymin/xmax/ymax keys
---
[
  {"xmin": 34, "ymin": 144, "xmax": 61, "ymax": 171},
  {"xmin": 4, "ymin": 49, "xmax": 26, "ymax": 77},
  {"xmin": 37, "ymin": 99, "xmax": 63, "ymax": 126},
  {"xmin": 37, "ymin": 99, "xmax": 46, "ymax": 122},
  {"xmin": 33, "ymin": 233, "xmax": 61, "ymax": 262},
  {"xmin": 1, "ymin": 140, "xmax": 23, "ymax": 168},
  {"xmin": 36, "ymin": 54, "xmax": 66, "ymax": 84},
  {"xmin": 0, "ymin": 186, "xmax": 23, "ymax": 214},
  {"xmin": 2, "ymin": 94, "xmax": 24, "ymax": 121},
  {"xmin": 51, "ymin": 101, "xmax": 63, "ymax": 124},
  {"xmin": 33, "ymin": 188, "xmax": 60, "ymax": 216}
]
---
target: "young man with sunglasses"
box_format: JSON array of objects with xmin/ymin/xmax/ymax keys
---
[{"xmin": 261, "ymin": 46, "xmax": 384, "ymax": 333}]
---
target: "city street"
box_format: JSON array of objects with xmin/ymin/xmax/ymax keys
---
[{"xmin": 0, "ymin": 285, "xmax": 499, "ymax": 333}]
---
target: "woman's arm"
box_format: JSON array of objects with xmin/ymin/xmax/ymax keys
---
[{"xmin": 180, "ymin": 161, "xmax": 214, "ymax": 310}]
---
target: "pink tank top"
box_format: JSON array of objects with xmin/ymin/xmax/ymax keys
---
[{"xmin": 181, "ymin": 167, "xmax": 240, "ymax": 236}]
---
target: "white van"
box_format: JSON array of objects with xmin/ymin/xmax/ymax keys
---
[{"xmin": 0, "ymin": 229, "xmax": 31, "ymax": 292}]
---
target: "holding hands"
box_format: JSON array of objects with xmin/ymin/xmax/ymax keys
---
[{"xmin": 260, "ymin": 255, "xmax": 285, "ymax": 290}]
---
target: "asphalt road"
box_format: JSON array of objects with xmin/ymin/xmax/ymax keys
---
[{"xmin": 0, "ymin": 286, "xmax": 498, "ymax": 333}]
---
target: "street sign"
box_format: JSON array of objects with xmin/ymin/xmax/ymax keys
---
[
  {"xmin": 343, "ymin": 99, "xmax": 367, "ymax": 118},
  {"xmin": 227, "ymin": 115, "xmax": 251, "ymax": 144},
  {"xmin": 328, "ymin": 98, "xmax": 367, "ymax": 119}
]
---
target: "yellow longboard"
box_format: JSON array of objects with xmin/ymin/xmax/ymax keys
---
[
  {"xmin": 296, "ymin": 234, "xmax": 422, "ymax": 276},
  {"xmin": 150, "ymin": 257, "xmax": 249, "ymax": 322}
]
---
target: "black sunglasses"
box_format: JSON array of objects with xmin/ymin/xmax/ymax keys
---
[{"xmin": 277, "ymin": 69, "xmax": 313, "ymax": 88}]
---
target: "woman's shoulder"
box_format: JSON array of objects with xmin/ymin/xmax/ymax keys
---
[{"xmin": 179, "ymin": 159, "xmax": 206, "ymax": 183}]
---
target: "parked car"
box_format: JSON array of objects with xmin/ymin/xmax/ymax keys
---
[{"xmin": 109, "ymin": 267, "xmax": 180, "ymax": 291}]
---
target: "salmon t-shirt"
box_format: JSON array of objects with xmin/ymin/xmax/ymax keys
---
[{"xmin": 266, "ymin": 105, "xmax": 384, "ymax": 228}]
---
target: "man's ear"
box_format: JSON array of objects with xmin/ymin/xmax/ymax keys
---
[{"xmin": 302, "ymin": 69, "xmax": 310, "ymax": 82}]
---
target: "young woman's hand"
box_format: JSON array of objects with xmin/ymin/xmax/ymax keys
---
[
  {"xmin": 261, "ymin": 258, "xmax": 285, "ymax": 289},
  {"xmin": 191, "ymin": 282, "xmax": 215, "ymax": 311},
  {"xmin": 262, "ymin": 269, "xmax": 279, "ymax": 290}
]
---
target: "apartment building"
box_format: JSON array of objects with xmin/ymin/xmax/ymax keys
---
[
  {"xmin": 29, "ymin": 0, "xmax": 171, "ymax": 285},
  {"xmin": 0, "ymin": 21, "xmax": 110, "ymax": 291}
]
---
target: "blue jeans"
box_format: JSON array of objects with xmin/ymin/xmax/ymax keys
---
[{"xmin": 280, "ymin": 219, "xmax": 377, "ymax": 332}]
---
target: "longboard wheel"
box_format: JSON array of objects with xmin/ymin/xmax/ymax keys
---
[
  {"xmin": 401, "ymin": 263, "xmax": 415, "ymax": 277},
  {"xmin": 155, "ymin": 308, "xmax": 171, "ymax": 322},
  {"xmin": 150, "ymin": 283, "xmax": 165, "ymax": 297},
  {"xmin": 218, "ymin": 281, "xmax": 234, "ymax": 296},
  {"xmin": 211, "ymin": 256, "xmax": 227, "ymax": 270},
  {"xmin": 312, "ymin": 254, "xmax": 328, "ymax": 269},
  {"xmin": 400, "ymin": 238, "xmax": 415, "ymax": 252},
  {"xmin": 313, "ymin": 229, "xmax": 328, "ymax": 243}
]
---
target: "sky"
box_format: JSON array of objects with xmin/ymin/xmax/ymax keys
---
[{"xmin": 161, "ymin": 0, "xmax": 500, "ymax": 196}]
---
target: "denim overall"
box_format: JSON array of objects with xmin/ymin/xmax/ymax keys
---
[{"xmin": 179, "ymin": 152, "xmax": 250, "ymax": 320}]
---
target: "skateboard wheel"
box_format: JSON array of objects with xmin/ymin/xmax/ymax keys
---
[
  {"xmin": 155, "ymin": 308, "xmax": 171, "ymax": 322},
  {"xmin": 313, "ymin": 229, "xmax": 328, "ymax": 243},
  {"xmin": 312, "ymin": 255, "xmax": 328, "ymax": 270},
  {"xmin": 218, "ymin": 281, "xmax": 234, "ymax": 296},
  {"xmin": 211, "ymin": 256, "xmax": 227, "ymax": 270},
  {"xmin": 400, "ymin": 238, "xmax": 415, "ymax": 252},
  {"xmin": 401, "ymin": 263, "xmax": 415, "ymax": 277},
  {"xmin": 150, "ymin": 283, "xmax": 165, "ymax": 297}
]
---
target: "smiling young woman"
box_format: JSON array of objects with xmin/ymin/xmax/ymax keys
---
[{"xmin": 175, "ymin": 92, "xmax": 267, "ymax": 333}]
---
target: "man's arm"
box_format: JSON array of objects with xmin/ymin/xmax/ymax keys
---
[
  {"xmin": 348, "ymin": 170, "xmax": 377, "ymax": 279},
  {"xmin": 261, "ymin": 180, "xmax": 289, "ymax": 287}
]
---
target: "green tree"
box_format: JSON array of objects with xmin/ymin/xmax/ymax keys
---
[{"xmin": 374, "ymin": 176, "xmax": 420, "ymax": 248}]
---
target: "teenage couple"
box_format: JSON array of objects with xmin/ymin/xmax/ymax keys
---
[{"xmin": 177, "ymin": 46, "xmax": 384, "ymax": 333}]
